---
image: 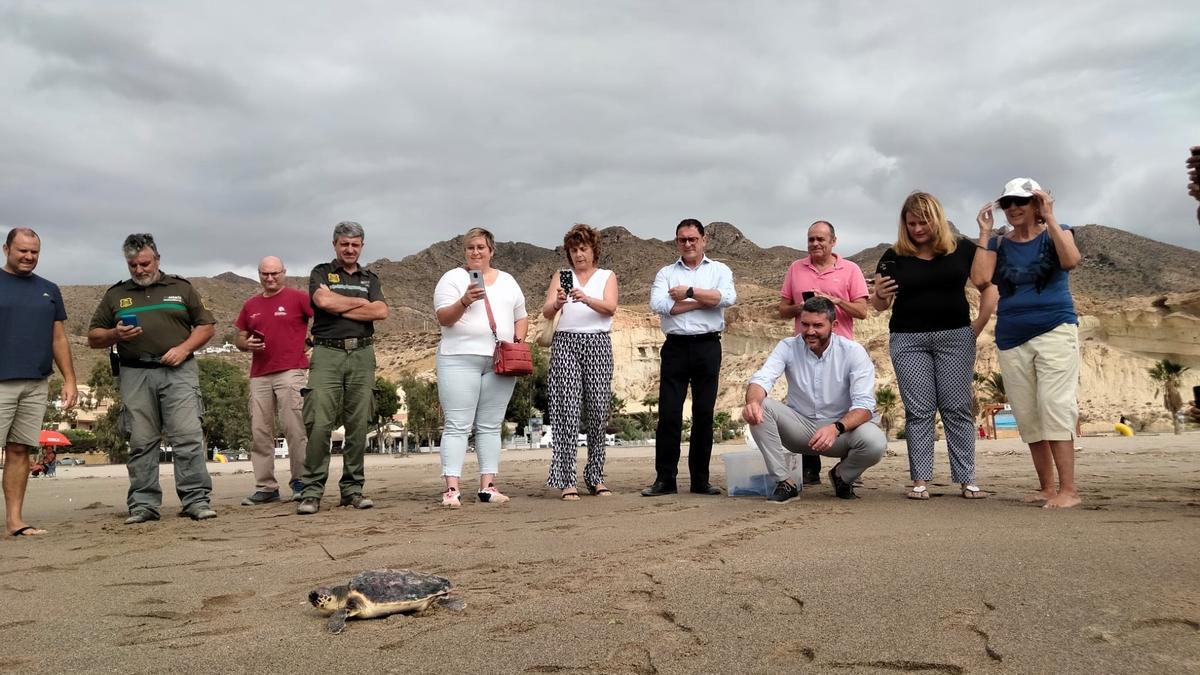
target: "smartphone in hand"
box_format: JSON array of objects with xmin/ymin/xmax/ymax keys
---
[
  {"xmin": 801, "ymin": 291, "xmax": 815, "ymax": 301},
  {"xmin": 469, "ymin": 269, "xmax": 483, "ymax": 287},
  {"xmin": 877, "ymin": 260, "xmax": 895, "ymax": 278},
  {"xmin": 119, "ymin": 314, "xmax": 139, "ymax": 328},
  {"xmin": 251, "ymin": 329, "xmax": 265, "ymax": 345},
  {"xmin": 559, "ymin": 269, "xmax": 573, "ymax": 292}
]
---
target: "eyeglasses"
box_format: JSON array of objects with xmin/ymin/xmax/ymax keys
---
[
  {"xmin": 259, "ymin": 271, "xmax": 283, "ymax": 277},
  {"xmin": 997, "ymin": 195, "xmax": 1033, "ymax": 209},
  {"xmin": 676, "ymin": 237, "xmax": 700, "ymax": 245}
]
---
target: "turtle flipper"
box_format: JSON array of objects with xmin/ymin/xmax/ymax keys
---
[
  {"xmin": 327, "ymin": 610, "xmax": 348, "ymax": 634},
  {"xmin": 437, "ymin": 595, "xmax": 466, "ymax": 611}
]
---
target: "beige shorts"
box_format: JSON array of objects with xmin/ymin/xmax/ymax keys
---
[
  {"xmin": 0, "ymin": 379, "xmax": 50, "ymax": 447},
  {"xmin": 998, "ymin": 323, "xmax": 1079, "ymax": 444}
]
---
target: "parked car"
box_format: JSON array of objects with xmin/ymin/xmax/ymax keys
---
[{"xmin": 58, "ymin": 458, "xmax": 86, "ymax": 466}]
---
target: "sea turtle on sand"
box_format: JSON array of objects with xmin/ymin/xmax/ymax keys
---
[{"xmin": 309, "ymin": 568, "xmax": 465, "ymax": 634}]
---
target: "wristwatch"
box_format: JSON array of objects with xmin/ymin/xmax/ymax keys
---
[
  {"xmin": 833, "ymin": 421, "xmax": 846, "ymax": 436},
  {"xmin": 686, "ymin": 287, "xmax": 694, "ymax": 299}
]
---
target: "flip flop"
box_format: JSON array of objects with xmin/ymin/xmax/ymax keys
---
[
  {"xmin": 961, "ymin": 485, "xmax": 987, "ymax": 499},
  {"xmin": 586, "ymin": 484, "xmax": 613, "ymax": 497},
  {"xmin": 906, "ymin": 485, "xmax": 930, "ymax": 500},
  {"xmin": 10, "ymin": 526, "xmax": 46, "ymax": 537}
]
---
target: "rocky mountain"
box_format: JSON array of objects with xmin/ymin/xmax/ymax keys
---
[{"xmin": 56, "ymin": 223, "xmax": 1200, "ymax": 429}]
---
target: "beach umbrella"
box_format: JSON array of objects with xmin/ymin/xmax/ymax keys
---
[{"xmin": 38, "ymin": 430, "xmax": 72, "ymax": 447}]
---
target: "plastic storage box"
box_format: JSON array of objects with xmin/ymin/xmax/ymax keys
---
[{"xmin": 722, "ymin": 450, "xmax": 801, "ymax": 497}]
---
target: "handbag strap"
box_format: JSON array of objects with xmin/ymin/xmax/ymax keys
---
[{"xmin": 480, "ymin": 287, "xmax": 500, "ymax": 343}]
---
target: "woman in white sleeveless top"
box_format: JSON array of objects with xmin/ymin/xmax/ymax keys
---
[{"xmin": 539, "ymin": 224, "xmax": 618, "ymax": 500}]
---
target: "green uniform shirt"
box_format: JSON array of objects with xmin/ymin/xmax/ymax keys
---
[
  {"xmin": 89, "ymin": 273, "xmax": 216, "ymax": 362},
  {"xmin": 308, "ymin": 261, "xmax": 384, "ymax": 339}
]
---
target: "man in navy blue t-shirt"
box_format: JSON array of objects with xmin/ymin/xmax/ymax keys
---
[{"xmin": 1, "ymin": 228, "xmax": 78, "ymax": 537}]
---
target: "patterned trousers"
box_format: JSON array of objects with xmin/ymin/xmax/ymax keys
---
[
  {"xmin": 889, "ymin": 326, "xmax": 977, "ymax": 483},
  {"xmin": 547, "ymin": 332, "xmax": 613, "ymax": 489}
]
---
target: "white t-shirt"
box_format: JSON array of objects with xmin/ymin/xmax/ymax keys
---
[
  {"xmin": 557, "ymin": 268, "xmax": 614, "ymax": 333},
  {"xmin": 434, "ymin": 268, "xmax": 528, "ymax": 356}
]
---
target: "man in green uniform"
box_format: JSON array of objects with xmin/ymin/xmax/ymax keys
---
[
  {"xmin": 88, "ymin": 233, "xmax": 217, "ymax": 524},
  {"xmin": 297, "ymin": 221, "xmax": 388, "ymax": 515}
]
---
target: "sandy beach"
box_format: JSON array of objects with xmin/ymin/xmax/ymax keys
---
[{"xmin": 4, "ymin": 433, "xmax": 1199, "ymax": 674}]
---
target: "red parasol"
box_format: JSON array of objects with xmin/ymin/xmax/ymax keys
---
[{"xmin": 38, "ymin": 430, "xmax": 72, "ymax": 447}]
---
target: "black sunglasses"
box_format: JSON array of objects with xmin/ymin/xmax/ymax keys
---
[{"xmin": 997, "ymin": 195, "xmax": 1033, "ymax": 209}]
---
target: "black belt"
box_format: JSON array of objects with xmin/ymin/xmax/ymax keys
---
[
  {"xmin": 313, "ymin": 336, "xmax": 374, "ymax": 351},
  {"xmin": 665, "ymin": 331, "xmax": 721, "ymax": 343},
  {"xmin": 120, "ymin": 354, "xmax": 194, "ymax": 369}
]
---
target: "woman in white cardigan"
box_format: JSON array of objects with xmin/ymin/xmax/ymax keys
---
[{"xmin": 433, "ymin": 227, "xmax": 528, "ymax": 508}]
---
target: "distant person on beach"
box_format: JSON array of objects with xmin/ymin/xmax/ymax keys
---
[
  {"xmin": 296, "ymin": 222, "xmax": 387, "ymax": 515},
  {"xmin": 1188, "ymin": 146, "xmax": 1199, "ymax": 225},
  {"xmin": 2, "ymin": 228, "xmax": 76, "ymax": 536},
  {"xmin": 779, "ymin": 220, "xmax": 869, "ymax": 486},
  {"xmin": 975, "ymin": 178, "xmax": 1083, "ymax": 509},
  {"xmin": 235, "ymin": 256, "xmax": 313, "ymax": 505},
  {"xmin": 871, "ymin": 192, "xmax": 997, "ymax": 501},
  {"xmin": 540, "ymin": 224, "xmax": 618, "ymax": 501},
  {"xmin": 642, "ymin": 219, "xmax": 736, "ymax": 497},
  {"xmin": 742, "ymin": 297, "xmax": 886, "ymax": 503},
  {"xmin": 434, "ymin": 227, "xmax": 527, "ymax": 508},
  {"xmin": 88, "ymin": 233, "xmax": 216, "ymax": 524}
]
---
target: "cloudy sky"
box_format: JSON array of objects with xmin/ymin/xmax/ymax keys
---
[{"xmin": 3, "ymin": 1, "xmax": 1198, "ymax": 284}]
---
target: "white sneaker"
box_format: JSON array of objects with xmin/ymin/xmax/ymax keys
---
[
  {"xmin": 441, "ymin": 488, "xmax": 461, "ymax": 509},
  {"xmin": 477, "ymin": 486, "xmax": 510, "ymax": 504}
]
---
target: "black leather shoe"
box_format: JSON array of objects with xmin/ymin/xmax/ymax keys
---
[
  {"xmin": 641, "ymin": 481, "xmax": 677, "ymax": 497},
  {"xmin": 690, "ymin": 484, "xmax": 722, "ymax": 495},
  {"xmin": 829, "ymin": 463, "xmax": 858, "ymax": 499}
]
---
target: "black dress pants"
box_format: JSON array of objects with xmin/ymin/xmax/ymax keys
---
[{"xmin": 654, "ymin": 333, "xmax": 721, "ymax": 487}]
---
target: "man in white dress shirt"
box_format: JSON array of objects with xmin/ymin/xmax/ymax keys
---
[
  {"xmin": 741, "ymin": 297, "xmax": 886, "ymax": 502},
  {"xmin": 643, "ymin": 219, "xmax": 737, "ymax": 497}
]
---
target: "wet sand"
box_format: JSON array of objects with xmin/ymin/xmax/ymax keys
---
[{"xmin": 5, "ymin": 433, "xmax": 1199, "ymax": 674}]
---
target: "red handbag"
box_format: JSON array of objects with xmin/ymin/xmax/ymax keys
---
[{"xmin": 482, "ymin": 293, "xmax": 533, "ymax": 376}]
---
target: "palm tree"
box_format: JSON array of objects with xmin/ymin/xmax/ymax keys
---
[
  {"xmin": 979, "ymin": 371, "xmax": 1006, "ymax": 405},
  {"xmin": 641, "ymin": 394, "xmax": 658, "ymax": 416},
  {"xmin": 1148, "ymin": 359, "xmax": 1190, "ymax": 434},
  {"xmin": 875, "ymin": 386, "xmax": 900, "ymax": 439}
]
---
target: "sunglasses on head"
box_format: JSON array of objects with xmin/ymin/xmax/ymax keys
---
[{"xmin": 997, "ymin": 195, "xmax": 1033, "ymax": 209}]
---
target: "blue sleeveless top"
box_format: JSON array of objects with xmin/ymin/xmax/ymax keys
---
[{"xmin": 987, "ymin": 225, "xmax": 1077, "ymax": 350}]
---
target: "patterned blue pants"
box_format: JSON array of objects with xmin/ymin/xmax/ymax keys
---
[
  {"xmin": 889, "ymin": 326, "xmax": 977, "ymax": 483},
  {"xmin": 547, "ymin": 332, "xmax": 614, "ymax": 489}
]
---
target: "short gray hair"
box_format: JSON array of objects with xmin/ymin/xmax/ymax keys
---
[
  {"xmin": 122, "ymin": 233, "xmax": 159, "ymax": 259},
  {"xmin": 801, "ymin": 296, "xmax": 837, "ymax": 323},
  {"xmin": 332, "ymin": 221, "xmax": 364, "ymax": 241}
]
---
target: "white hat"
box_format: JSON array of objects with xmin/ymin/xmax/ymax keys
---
[{"xmin": 1000, "ymin": 178, "xmax": 1042, "ymax": 198}]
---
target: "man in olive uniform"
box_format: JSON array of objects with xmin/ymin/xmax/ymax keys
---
[
  {"xmin": 88, "ymin": 233, "xmax": 217, "ymax": 524},
  {"xmin": 297, "ymin": 221, "xmax": 388, "ymax": 515}
]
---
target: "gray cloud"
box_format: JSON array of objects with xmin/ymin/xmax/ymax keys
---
[{"xmin": 0, "ymin": 1, "xmax": 1196, "ymax": 286}]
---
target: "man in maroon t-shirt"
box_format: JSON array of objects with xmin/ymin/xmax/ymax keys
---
[{"xmin": 235, "ymin": 256, "xmax": 314, "ymax": 504}]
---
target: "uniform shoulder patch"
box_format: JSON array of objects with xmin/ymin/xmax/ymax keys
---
[{"xmin": 327, "ymin": 272, "xmax": 340, "ymax": 283}]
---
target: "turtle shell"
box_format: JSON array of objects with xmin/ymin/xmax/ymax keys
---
[{"xmin": 349, "ymin": 569, "xmax": 452, "ymax": 605}]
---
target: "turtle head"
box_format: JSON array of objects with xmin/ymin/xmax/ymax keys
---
[{"xmin": 309, "ymin": 585, "xmax": 349, "ymax": 614}]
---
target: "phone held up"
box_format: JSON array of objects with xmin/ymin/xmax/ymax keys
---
[
  {"xmin": 468, "ymin": 269, "xmax": 483, "ymax": 287},
  {"xmin": 559, "ymin": 269, "xmax": 573, "ymax": 293},
  {"xmin": 801, "ymin": 291, "xmax": 815, "ymax": 301},
  {"xmin": 877, "ymin": 260, "xmax": 895, "ymax": 279},
  {"xmin": 119, "ymin": 314, "xmax": 139, "ymax": 328}
]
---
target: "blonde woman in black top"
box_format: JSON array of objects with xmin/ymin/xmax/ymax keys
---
[{"xmin": 871, "ymin": 192, "xmax": 997, "ymax": 500}]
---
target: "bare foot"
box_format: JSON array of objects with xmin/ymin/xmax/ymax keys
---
[
  {"xmin": 1023, "ymin": 489, "xmax": 1056, "ymax": 503},
  {"xmin": 1043, "ymin": 492, "xmax": 1082, "ymax": 509}
]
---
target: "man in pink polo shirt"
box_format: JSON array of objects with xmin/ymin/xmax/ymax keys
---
[
  {"xmin": 779, "ymin": 221, "xmax": 869, "ymax": 484},
  {"xmin": 235, "ymin": 256, "xmax": 313, "ymax": 504}
]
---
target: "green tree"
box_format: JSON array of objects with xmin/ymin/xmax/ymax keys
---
[
  {"xmin": 198, "ymin": 358, "xmax": 251, "ymax": 452},
  {"xmin": 400, "ymin": 373, "xmax": 442, "ymax": 450},
  {"xmin": 641, "ymin": 394, "xmax": 658, "ymax": 416},
  {"xmin": 506, "ymin": 345, "xmax": 550, "ymax": 434},
  {"xmin": 86, "ymin": 361, "xmax": 127, "ymax": 463},
  {"xmin": 979, "ymin": 371, "xmax": 1006, "ymax": 405},
  {"xmin": 372, "ymin": 376, "xmax": 401, "ymax": 452},
  {"xmin": 875, "ymin": 385, "xmax": 900, "ymax": 440},
  {"xmin": 1148, "ymin": 359, "xmax": 1190, "ymax": 434},
  {"xmin": 610, "ymin": 393, "xmax": 627, "ymax": 416},
  {"xmin": 712, "ymin": 410, "xmax": 738, "ymax": 441}
]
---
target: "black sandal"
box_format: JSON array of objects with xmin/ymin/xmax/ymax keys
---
[{"xmin": 585, "ymin": 483, "xmax": 613, "ymax": 496}]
